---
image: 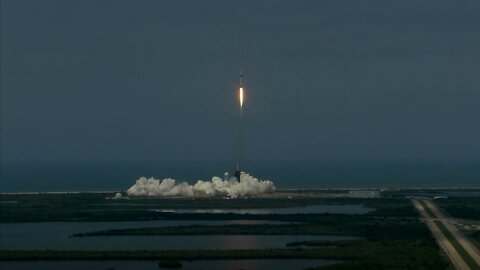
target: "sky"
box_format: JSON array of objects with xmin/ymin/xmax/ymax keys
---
[{"xmin": 1, "ymin": 0, "xmax": 480, "ymax": 171}]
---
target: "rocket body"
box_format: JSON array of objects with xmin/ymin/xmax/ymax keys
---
[{"xmin": 239, "ymin": 72, "xmax": 244, "ymax": 110}]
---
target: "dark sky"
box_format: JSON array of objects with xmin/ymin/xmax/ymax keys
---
[{"xmin": 2, "ymin": 0, "xmax": 480, "ymax": 165}]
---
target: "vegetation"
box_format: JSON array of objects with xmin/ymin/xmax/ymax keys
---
[
  {"xmin": 158, "ymin": 260, "xmax": 182, "ymax": 268},
  {"xmin": 436, "ymin": 198, "xmax": 480, "ymax": 221},
  {"xmin": 470, "ymin": 231, "xmax": 480, "ymax": 250},
  {"xmin": 309, "ymin": 240, "xmax": 449, "ymax": 270}
]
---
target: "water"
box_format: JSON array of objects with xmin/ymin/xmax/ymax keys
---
[
  {"xmin": 2, "ymin": 159, "xmax": 480, "ymax": 192},
  {"xmin": 0, "ymin": 221, "xmax": 355, "ymax": 250},
  {"xmin": 158, "ymin": 204, "xmax": 373, "ymax": 214},
  {"xmin": 443, "ymin": 191, "xmax": 480, "ymax": 197},
  {"xmin": 0, "ymin": 259, "xmax": 338, "ymax": 270}
]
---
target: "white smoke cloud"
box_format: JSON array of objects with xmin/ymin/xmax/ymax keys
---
[{"xmin": 126, "ymin": 172, "xmax": 275, "ymax": 198}]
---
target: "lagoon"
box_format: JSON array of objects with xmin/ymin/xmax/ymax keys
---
[
  {"xmin": 0, "ymin": 220, "xmax": 354, "ymax": 250},
  {"xmin": 0, "ymin": 259, "xmax": 339, "ymax": 270}
]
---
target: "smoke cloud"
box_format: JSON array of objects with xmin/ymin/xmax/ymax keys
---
[{"xmin": 126, "ymin": 173, "xmax": 275, "ymax": 198}]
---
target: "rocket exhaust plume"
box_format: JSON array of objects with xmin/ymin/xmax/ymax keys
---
[
  {"xmin": 126, "ymin": 173, "xmax": 275, "ymax": 198},
  {"xmin": 239, "ymin": 87, "xmax": 244, "ymax": 109}
]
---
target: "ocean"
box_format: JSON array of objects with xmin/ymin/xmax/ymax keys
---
[{"xmin": 1, "ymin": 159, "xmax": 479, "ymax": 192}]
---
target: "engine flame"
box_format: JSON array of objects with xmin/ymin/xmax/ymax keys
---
[{"xmin": 239, "ymin": 87, "xmax": 244, "ymax": 108}]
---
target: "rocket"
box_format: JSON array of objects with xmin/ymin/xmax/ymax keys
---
[
  {"xmin": 235, "ymin": 71, "xmax": 244, "ymax": 181},
  {"xmin": 239, "ymin": 72, "xmax": 244, "ymax": 110}
]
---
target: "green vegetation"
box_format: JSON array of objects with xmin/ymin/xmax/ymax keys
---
[
  {"xmin": 434, "ymin": 220, "xmax": 480, "ymax": 270},
  {"xmin": 309, "ymin": 240, "xmax": 449, "ymax": 270},
  {"xmin": 436, "ymin": 198, "xmax": 480, "ymax": 221},
  {"xmin": 470, "ymin": 231, "xmax": 480, "ymax": 250},
  {"xmin": 472, "ymin": 231, "xmax": 480, "ymax": 241},
  {"xmin": 158, "ymin": 259, "xmax": 182, "ymax": 268}
]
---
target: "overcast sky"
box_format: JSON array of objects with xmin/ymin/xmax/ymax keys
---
[{"xmin": 2, "ymin": 0, "xmax": 480, "ymax": 165}]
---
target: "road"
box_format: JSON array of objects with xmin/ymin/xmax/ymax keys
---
[
  {"xmin": 424, "ymin": 200, "xmax": 480, "ymax": 267},
  {"xmin": 412, "ymin": 199, "xmax": 470, "ymax": 270}
]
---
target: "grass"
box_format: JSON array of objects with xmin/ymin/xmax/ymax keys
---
[{"xmin": 434, "ymin": 220, "xmax": 480, "ymax": 270}]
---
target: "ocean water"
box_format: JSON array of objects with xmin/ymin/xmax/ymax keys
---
[
  {"xmin": 1, "ymin": 159, "xmax": 479, "ymax": 192},
  {"xmin": 159, "ymin": 204, "xmax": 372, "ymax": 214}
]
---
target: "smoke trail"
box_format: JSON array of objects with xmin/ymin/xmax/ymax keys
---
[{"xmin": 126, "ymin": 172, "xmax": 275, "ymax": 198}]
